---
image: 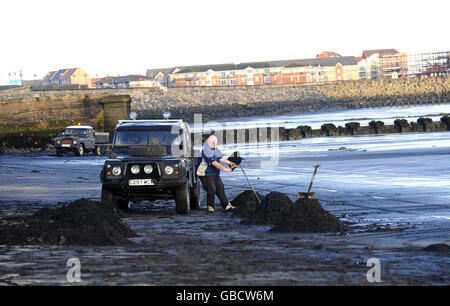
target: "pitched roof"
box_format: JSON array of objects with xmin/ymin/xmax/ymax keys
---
[
  {"xmin": 60, "ymin": 68, "xmax": 78, "ymax": 82},
  {"xmin": 146, "ymin": 68, "xmax": 174, "ymax": 78},
  {"xmin": 42, "ymin": 71, "xmax": 57, "ymax": 83},
  {"xmin": 175, "ymin": 63, "xmax": 237, "ymax": 74},
  {"xmin": 285, "ymin": 56, "xmax": 357, "ymax": 68},
  {"xmin": 362, "ymin": 49, "xmax": 399, "ymax": 58},
  {"xmin": 129, "ymin": 75, "xmax": 151, "ymax": 82},
  {"xmin": 165, "ymin": 56, "xmax": 358, "ymax": 75},
  {"xmin": 42, "ymin": 68, "xmax": 81, "ymax": 83}
]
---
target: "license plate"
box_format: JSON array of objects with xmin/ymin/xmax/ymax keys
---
[
  {"xmin": 62, "ymin": 144, "xmax": 70, "ymax": 148},
  {"xmin": 129, "ymin": 179, "xmax": 154, "ymax": 186}
]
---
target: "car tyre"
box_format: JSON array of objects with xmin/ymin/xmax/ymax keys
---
[
  {"xmin": 101, "ymin": 185, "xmax": 129, "ymax": 211},
  {"xmin": 175, "ymin": 180, "xmax": 190, "ymax": 215},
  {"xmin": 94, "ymin": 145, "xmax": 102, "ymax": 156},
  {"xmin": 75, "ymin": 145, "xmax": 84, "ymax": 156},
  {"xmin": 190, "ymin": 182, "xmax": 200, "ymax": 210},
  {"xmin": 117, "ymin": 199, "xmax": 130, "ymax": 211},
  {"xmin": 56, "ymin": 150, "xmax": 64, "ymax": 157}
]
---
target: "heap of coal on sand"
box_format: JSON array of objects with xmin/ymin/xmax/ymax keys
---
[
  {"xmin": 0, "ymin": 199, "xmax": 136, "ymax": 246},
  {"xmin": 230, "ymin": 190, "xmax": 264, "ymax": 219},
  {"xmin": 232, "ymin": 190, "xmax": 348, "ymax": 233}
]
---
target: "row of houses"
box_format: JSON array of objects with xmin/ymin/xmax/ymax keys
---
[
  {"xmin": 42, "ymin": 68, "xmax": 92, "ymax": 88},
  {"xmin": 41, "ymin": 69, "xmax": 159, "ymax": 89},
  {"xmin": 144, "ymin": 50, "xmax": 392, "ymax": 88},
  {"xmin": 146, "ymin": 49, "xmax": 448, "ymax": 88},
  {"xmin": 38, "ymin": 49, "xmax": 448, "ymax": 90}
]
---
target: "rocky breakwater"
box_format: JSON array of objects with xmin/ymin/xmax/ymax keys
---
[{"xmin": 195, "ymin": 115, "xmax": 450, "ymax": 145}]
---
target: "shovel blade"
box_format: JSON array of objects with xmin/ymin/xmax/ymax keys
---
[{"xmin": 298, "ymin": 192, "xmax": 317, "ymax": 199}]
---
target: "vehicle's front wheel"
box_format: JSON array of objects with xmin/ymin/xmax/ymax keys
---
[
  {"xmin": 190, "ymin": 182, "xmax": 200, "ymax": 210},
  {"xmin": 94, "ymin": 146, "xmax": 102, "ymax": 156},
  {"xmin": 101, "ymin": 185, "xmax": 129, "ymax": 211},
  {"xmin": 75, "ymin": 145, "xmax": 84, "ymax": 156},
  {"xmin": 56, "ymin": 149, "xmax": 64, "ymax": 157},
  {"xmin": 175, "ymin": 180, "xmax": 190, "ymax": 215}
]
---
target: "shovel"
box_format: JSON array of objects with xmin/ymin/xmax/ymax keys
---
[
  {"xmin": 228, "ymin": 152, "xmax": 262, "ymax": 204},
  {"xmin": 298, "ymin": 164, "xmax": 320, "ymax": 199}
]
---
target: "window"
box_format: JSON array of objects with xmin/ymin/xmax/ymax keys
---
[
  {"xmin": 230, "ymin": 79, "xmax": 236, "ymax": 85},
  {"xmin": 221, "ymin": 80, "xmax": 227, "ymax": 86}
]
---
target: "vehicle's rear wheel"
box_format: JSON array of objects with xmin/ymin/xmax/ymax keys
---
[
  {"xmin": 75, "ymin": 145, "xmax": 84, "ymax": 156},
  {"xmin": 117, "ymin": 199, "xmax": 130, "ymax": 211},
  {"xmin": 101, "ymin": 185, "xmax": 129, "ymax": 211},
  {"xmin": 190, "ymin": 182, "xmax": 200, "ymax": 210},
  {"xmin": 175, "ymin": 180, "xmax": 190, "ymax": 215},
  {"xmin": 94, "ymin": 145, "xmax": 102, "ymax": 156}
]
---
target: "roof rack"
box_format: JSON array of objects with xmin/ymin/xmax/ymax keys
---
[{"xmin": 117, "ymin": 119, "xmax": 184, "ymax": 125}]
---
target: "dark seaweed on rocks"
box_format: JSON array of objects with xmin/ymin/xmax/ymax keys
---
[
  {"xmin": 271, "ymin": 198, "xmax": 348, "ymax": 233},
  {"xmin": 0, "ymin": 198, "xmax": 137, "ymax": 246},
  {"xmin": 242, "ymin": 191, "xmax": 294, "ymax": 226},
  {"xmin": 230, "ymin": 190, "xmax": 264, "ymax": 219}
]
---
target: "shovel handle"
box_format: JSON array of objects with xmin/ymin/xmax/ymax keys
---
[{"xmin": 307, "ymin": 164, "xmax": 320, "ymax": 193}]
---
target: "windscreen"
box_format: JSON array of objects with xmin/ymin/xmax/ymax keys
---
[
  {"xmin": 113, "ymin": 129, "xmax": 181, "ymax": 154},
  {"xmin": 65, "ymin": 128, "xmax": 88, "ymax": 136}
]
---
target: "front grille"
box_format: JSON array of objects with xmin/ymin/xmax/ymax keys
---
[
  {"xmin": 62, "ymin": 140, "xmax": 72, "ymax": 145},
  {"xmin": 125, "ymin": 163, "xmax": 160, "ymax": 181}
]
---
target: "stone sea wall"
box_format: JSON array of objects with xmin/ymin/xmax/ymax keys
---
[{"xmin": 0, "ymin": 75, "xmax": 448, "ymax": 150}]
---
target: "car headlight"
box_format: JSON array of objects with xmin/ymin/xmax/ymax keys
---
[
  {"xmin": 56, "ymin": 140, "xmax": 61, "ymax": 144},
  {"xmin": 112, "ymin": 166, "xmax": 122, "ymax": 176},
  {"xmin": 131, "ymin": 165, "xmax": 140, "ymax": 174},
  {"xmin": 164, "ymin": 165, "xmax": 174, "ymax": 175},
  {"xmin": 73, "ymin": 140, "xmax": 77, "ymax": 144},
  {"xmin": 144, "ymin": 164, "xmax": 153, "ymax": 174}
]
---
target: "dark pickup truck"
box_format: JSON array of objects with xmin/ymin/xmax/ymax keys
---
[
  {"xmin": 100, "ymin": 118, "xmax": 200, "ymax": 214},
  {"xmin": 55, "ymin": 125, "xmax": 110, "ymax": 156}
]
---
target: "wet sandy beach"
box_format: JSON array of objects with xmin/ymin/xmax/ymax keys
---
[{"xmin": 0, "ymin": 132, "xmax": 449, "ymax": 285}]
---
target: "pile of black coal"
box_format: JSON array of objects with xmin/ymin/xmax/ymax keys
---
[
  {"xmin": 423, "ymin": 243, "xmax": 450, "ymax": 256},
  {"xmin": 0, "ymin": 199, "xmax": 137, "ymax": 246},
  {"xmin": 237, "ymin": 191, "xmax": 348, "ymax": 233},
  {"xmin": 271, "ymin": 198, "xmax": 348, "ymax": 233},
  {"xmin": 230, "ymin": 190, "xmax": 264, "ymax": 219},
  {"xmin": 242, "ymin": 191, "xmax": 294, "ymax": 226}
]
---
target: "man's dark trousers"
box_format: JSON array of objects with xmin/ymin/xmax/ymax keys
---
[{"xmin": 199, "ymin": 175, "xmax": 229, "ymax": 209}]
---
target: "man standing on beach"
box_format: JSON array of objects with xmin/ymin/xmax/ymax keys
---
[{"xmin": 198, "ymin": 135, "xmax": 236, "ymax": 212}]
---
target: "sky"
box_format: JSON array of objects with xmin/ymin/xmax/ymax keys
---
[{"xmin": 0, "ymin": 0, "xmax": 448, "ymax": 84}]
